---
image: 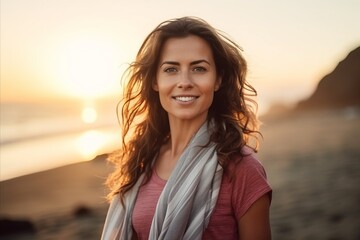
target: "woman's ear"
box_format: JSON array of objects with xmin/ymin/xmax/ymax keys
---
[
  {"xmin": 152, "ymin": 80, "xmax": 159, "ymax": 91},
  {"xmin": 215, "ymin": 77, "xmax": 222, "ymax": 91}
]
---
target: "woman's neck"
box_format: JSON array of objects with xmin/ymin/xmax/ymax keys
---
[
  {"xmin": 167, "ymin": 117, "xmax": 207, "ymax": 158},
  {"xmin": 155, "ymin": 117, "xmax": 208, "ymax": 180}
]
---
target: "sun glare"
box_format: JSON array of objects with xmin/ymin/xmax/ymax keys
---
[
  {"xmin": 81, "ymin": 107, "xmax": 98, "ymax": 124},
  {"xmin": 76, "ymin": 130, "xmax": 105, "ymax": 160}
]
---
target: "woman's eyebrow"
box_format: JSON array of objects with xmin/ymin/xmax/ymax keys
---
[
  {"xmin": 160, "ymin": 59, "xmax": 210, "ymax": 67},
  {"xmin": 160, "ymin": 61, "xmax": 180, "ymax": 67},
  {"xmin": 190, "ymin": 60, "xmax": 210, "ymax": 65}
]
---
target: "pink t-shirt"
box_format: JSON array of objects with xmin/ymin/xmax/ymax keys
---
[{"xmin": 132, "ymin": 150, "xmax": 272, "ymax": 240}]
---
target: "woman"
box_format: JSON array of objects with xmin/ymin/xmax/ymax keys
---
[{"xmin": 102, "ymin": 17, "xmax": 272, "ymax": 240}]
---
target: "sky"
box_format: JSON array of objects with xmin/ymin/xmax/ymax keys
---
[{"xmin": 1, "ymin": 0, "xmax": 360, "ymax": 113}]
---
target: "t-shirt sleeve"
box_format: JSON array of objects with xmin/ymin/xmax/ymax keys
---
[{"xmin": 231, "ymin": 152, "xmax": 272, "ymax": 220}]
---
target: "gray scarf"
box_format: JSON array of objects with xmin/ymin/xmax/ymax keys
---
[{"xmin": 101, "ymin": 122, "xmax": 223, "ymax": 240}]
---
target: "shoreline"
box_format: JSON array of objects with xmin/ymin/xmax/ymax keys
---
[{"xmin": 0, "ymin": 126, "xmax": 120, "ymax": 182}]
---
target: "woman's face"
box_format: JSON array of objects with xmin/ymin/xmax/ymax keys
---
[{"xmin": 154, "ymin": 35, "xmax": 221, "ymax": 125}]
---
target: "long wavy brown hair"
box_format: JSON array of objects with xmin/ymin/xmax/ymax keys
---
[{"xmin": 106, "ymin": 16, "xmax": 260, "ymax": 200}]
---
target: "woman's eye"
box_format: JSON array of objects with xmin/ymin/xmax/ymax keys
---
[
  {"xmin": 164, "ymin": 67, "xmax": 177, "ymax": 73},
  {"xmin": 193, "ymin": 66, "xmax": 206, "ymax": 72}
]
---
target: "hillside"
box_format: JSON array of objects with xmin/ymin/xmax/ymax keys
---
[{"xmin": 296, "ymin": 46, "xmax": 360, "ymax": 110}]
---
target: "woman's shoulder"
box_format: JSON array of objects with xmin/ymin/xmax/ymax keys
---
[
  {"xmin": 222, "ymin": 146, "xmax": 272, "ymax": 219},
  {"xmin": 226, "ymin": 146, "xmax": 266, "ymax": 174}
]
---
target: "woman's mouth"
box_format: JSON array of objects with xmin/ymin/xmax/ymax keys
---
[{"xmin": 173, "ymin": 96, "xmax": 198, "ymax": 102}]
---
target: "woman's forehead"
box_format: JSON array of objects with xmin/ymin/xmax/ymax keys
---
[{"xmin": 159, "ymin": 35, "xmax": 214, "ymax": 64}]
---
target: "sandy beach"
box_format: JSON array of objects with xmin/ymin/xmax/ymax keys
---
[
  {"xmin": 259, "ymin": 110, "xmax": 360, "ymax": 240},
  {"xmin": 1, "ymin": 109, "xmax": 360, "ymax": 239},
  {"xmin": 0, "ymin": 154, "xmax": 113, "ymax": 239}
]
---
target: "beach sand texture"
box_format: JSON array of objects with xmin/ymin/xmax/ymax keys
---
[{"xmin": 1, "ymin": 110, "xmax": 360, "ymax": 239}]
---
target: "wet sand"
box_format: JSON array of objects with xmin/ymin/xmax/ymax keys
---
[{"xmin": 1, "ymin": 109, "xmax": 360, "ymax": 239}]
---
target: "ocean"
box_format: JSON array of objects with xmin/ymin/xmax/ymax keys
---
[
  {"xmin": 0, "ymin": 100, "xmax": 267, "ymax": 181},
  {"xmin": 0, "ymin": 102, "xmax": 121, "ymax": 181}
]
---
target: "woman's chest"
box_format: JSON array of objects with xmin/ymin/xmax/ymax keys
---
[{"xmin": 132, "ymin": 174, "xmax": 238, "ymax": 239}]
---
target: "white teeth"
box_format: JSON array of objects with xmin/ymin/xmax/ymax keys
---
[{"xmin": 174, "ymin": 96, "xmax": 197, "ymax": 102}]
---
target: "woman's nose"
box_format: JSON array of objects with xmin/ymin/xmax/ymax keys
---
[{"xmin": 177, "ymin": 71, "xmax": 194, "ymax": 89}]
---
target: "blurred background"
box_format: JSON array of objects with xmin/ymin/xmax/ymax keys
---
[{"xmin": 1, "ymin": 0, "xmax": 359, "ymax": 239}]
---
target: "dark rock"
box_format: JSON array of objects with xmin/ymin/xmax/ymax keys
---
[
  {"xmin": 296, "ymin": 46, "xmax": 360, "ymax": 111},
  {"xmin": 328, "ymin": 213, "xmax": 344, "ymax": 223},
  {"xmin": 0, "ymin": 218, "xmax": 36, "ymax": 236},
  {"xmin": 277, "ymin": 224, "xmax": 293, "ymax": 233},
  {"xmin": 73, "ymin": 205, "xmax": 93, "ymax": 217}
]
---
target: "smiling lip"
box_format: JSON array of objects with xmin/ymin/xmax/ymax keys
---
[{"xmin": 172, "ymin": 95, "xmax": 199, "ymax": 102}]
